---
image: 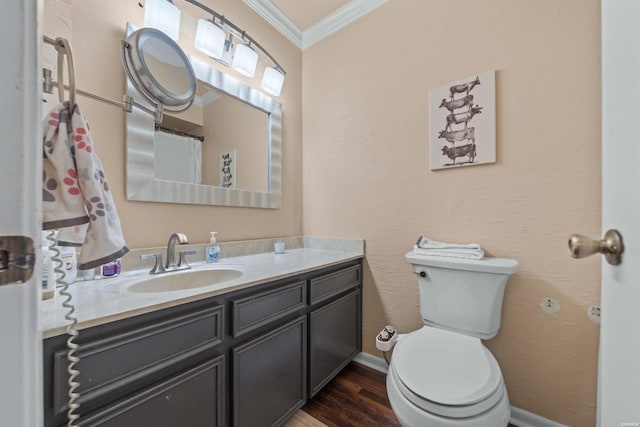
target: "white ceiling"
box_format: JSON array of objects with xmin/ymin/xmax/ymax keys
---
[{"xmin": 242, "ymin": 0, "xmax": 389, "ymax": 49}]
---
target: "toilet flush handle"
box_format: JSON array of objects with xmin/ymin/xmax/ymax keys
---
[{"xmin": 414, "ymin": 271, "xmax": 427, "ymax": 278}]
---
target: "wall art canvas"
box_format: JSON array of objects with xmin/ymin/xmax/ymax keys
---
[
  {"xmin": 429, "ymin": 70, "xmax": 496, "ymax": 170},
  {"xmin": 219, "ymin": 149, "xmax": 236, "ymax": 189}
]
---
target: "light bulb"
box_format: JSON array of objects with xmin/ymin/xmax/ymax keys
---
[
  {"xmin": 194, "ymin": 19, "xmax": 226, "ymax": 59},
  {"xmin": 232, "ymin": 44, "xmax": 258, "ymax": 78},
  {"xmin": 144, "ymin": 0, "xmax": 181, "ymax": 41},
  {"xmin": 261, "ymin": 67, "xmax": 285, "ymax": 96}
]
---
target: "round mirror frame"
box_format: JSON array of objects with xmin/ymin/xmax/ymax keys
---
[{"xmin": 122, "ymin": 28, "xmax": 196, "ymax": 113}]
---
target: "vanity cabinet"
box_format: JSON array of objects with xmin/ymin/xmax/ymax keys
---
[
  {"xmin": 309, "ymin": 290, "xmax": 361, "ymax": 397},
  {"xmin": 43, "ymin": 300, "xmax": 226, "ymax": 427},
  {"xmin": 42, "ymin": 259, "xmax": 362, "ymax": 427},
  {"xmin": 80, "ymin": 355, "xmax": 225, "ymax": 427},
  {"xmin": 308, "ymin": 265, "xmax": 362, "ymax": 396},
  {"xmin": 232, "ymin": 316, "xmax": 307, "ymax": 427}
]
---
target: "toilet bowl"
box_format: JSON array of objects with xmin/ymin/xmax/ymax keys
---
[
  {"xmin": 386, "ymin": 252, "xmax": 518, "ymax": 427},
  {"xmin": 386, "ymin": 327, "xmax": 511, "ymax": 426}
]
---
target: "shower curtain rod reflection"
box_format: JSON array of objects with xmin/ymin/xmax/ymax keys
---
[{"xmin": 155, "ymin": 124, "xmax": 205, "ymax": 142}]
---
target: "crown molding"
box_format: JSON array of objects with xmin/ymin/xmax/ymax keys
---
[
  {"xmin": 244, "ymin": 0, "xmax": 390, "ymax": 51},
  {"xmin": 302, "ymin": 0, "xmax": 390, "ymax": 50},
  {"xmin": 242, "ymin": 0, "xmax": 303, "ymax": 48},
  {"xmin": 198, "ymin": 90, "xmax": 222, "ymax": 107}
]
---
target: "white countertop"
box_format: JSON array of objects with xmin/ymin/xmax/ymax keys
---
[{"xmin": 40, "ymin": 247, "xmax": 363, "ymax": 339}]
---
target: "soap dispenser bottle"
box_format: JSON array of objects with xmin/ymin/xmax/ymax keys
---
[{"xmin": 205, "ymin": 232, "xmax": 220, "ymax": 263}]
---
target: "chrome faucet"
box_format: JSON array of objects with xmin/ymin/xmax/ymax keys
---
[
  {"xmin": 165, "ymin": 232, "xmax": 188, "ymax": 270},
  {"xmin": 140, "ymin": 232, "xmax": 196, "ymax": 275}
]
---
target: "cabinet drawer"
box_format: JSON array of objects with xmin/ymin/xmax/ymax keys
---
[
  {"xmin": 309, "ymin": 265, "xmax": 361, "ymax": 305},
  {"xmin": 80, "ymin": 355, "xmax": 225, "ymax": 427},
  {"xmin": 52, "ymin": 304, "xmax": 223, "ymax": 416},
  {"xmin": 231, "ymin": 280, "xmax": 306, "ymax": 337}
]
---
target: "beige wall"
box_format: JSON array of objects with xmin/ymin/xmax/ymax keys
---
[
  {"xmin": 302, "ymin": 1, "xmax": 601, "ymax": 426},
  {"xmin": 45, "ymin": 0, "xmax": 603, "ymax": 424},
  {"xmin": 202, "ymin": 95, "xmax": 269, "ymax": 191},
  {"xmin": 44, "ymin": 0, "xmax": 302, "ymax": 248}
]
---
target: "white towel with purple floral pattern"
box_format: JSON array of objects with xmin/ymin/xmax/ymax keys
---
[{"xmin": 42, "ymin": 102, "xmax": 129, "ymax": 270}]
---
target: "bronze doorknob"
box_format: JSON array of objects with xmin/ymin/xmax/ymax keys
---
[{"xmin": 568, "ymin": 229, "xmax": 624, "ymax": 265}]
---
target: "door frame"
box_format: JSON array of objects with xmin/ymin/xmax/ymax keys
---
[
  {"xmin": 0, "ymin": 0, "xmax": 44, "ymax": 426},
  {"xmin": 599, "ymin": 0, "xmax": 640, "ymax": 425}
]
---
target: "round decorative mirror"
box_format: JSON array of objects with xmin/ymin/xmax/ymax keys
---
[{"xmin": 121, "ymin": 28, "xmax": 196, "ymax": 113}]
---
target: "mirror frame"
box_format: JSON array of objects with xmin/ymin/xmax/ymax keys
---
[
  {"xmin": 125, "ymin": 27, "xmax": 282, "ymax": 209},
  {"xmin": 122, "ymin": 27, "xmax": 197, "ymax": 112}
]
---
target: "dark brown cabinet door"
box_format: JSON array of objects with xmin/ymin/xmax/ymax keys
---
[
  {"xmin": 309, "ymin": 290, "xmax": 361, "ymax": 397},
  {"xmin": 80, "ymin": 355, "xmax": 225, "ymax": 427},
  {"xmin": 232, "ymin": 316, "xmax": 307, "ymax": 427}
]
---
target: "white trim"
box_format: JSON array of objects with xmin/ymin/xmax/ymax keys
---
[
  {"xmin": 302, "ymin": 0, "xmax": 390, "ymax": 50},
  {"xmin": 198, "ymin": 90, "xmax": 222, "ymax": 107},
  {"xmin": 242, "ymin": 0, "xmax": 302, "ymax": 48},
  {"xmin": 353, "ymin": 351, "xmax": 388, "ymax": 374},
  {"xmin": 510, "ymin": 407, "xmax": 568, "ymax": 427},
  {"xmin": 0, "ymin": 0, "xmax": 43, "ymax": 425},
  {"xmin": 243, "ymin": 0, "xmax": 390, "ymax": 51},
  {"xmin": 354, "ymin": 352, "xmax": 567, "ymax": 427}
]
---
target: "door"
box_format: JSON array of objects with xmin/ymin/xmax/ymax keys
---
[
  {"xmin": 0, "ymin": 1, "xmax": 43, "ymax": 426},
  {"xmin": 599, "ymin": 1, "xmax": 640, "ymax": 425}
]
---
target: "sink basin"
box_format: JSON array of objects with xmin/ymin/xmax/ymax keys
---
[{"xmin": 127, "ymin": 266, "xmax": 246, "ymax": 293}]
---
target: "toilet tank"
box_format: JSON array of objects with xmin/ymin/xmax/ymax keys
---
[{"xmin": 405, "ymin": 252, "xmax": 518, "ymax": 339}]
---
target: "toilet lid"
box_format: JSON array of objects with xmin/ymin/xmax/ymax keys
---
[{"xmin": 393, "ymin": 327, "xmax": 502, "ymax": 406}]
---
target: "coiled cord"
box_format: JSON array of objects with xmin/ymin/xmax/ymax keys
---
[{"xmin": 46, "ymin": 231, "xmax": 81, "ymax": 427}]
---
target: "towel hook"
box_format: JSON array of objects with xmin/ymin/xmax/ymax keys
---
[{"xmin": 54, "ymin": 38, "xmax": 76, "ymax": 108}]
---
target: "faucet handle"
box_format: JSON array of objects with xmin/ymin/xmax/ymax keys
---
[
  {"xmin": 140, "ymin": 253, "xmax": 166, "ymax": 274},
  {"xmin": 178, "ymin": 250, "xmax": 197, "ymax": 269}
]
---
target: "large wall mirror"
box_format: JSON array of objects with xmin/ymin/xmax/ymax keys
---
[{"xmin": 125, "ymin": 25, "xmax": 282, "ymax": 208}]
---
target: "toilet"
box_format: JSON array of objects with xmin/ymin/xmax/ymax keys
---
[{"xmin": 386, "ymin": 251, "xmax": 518, "ymax": 427}]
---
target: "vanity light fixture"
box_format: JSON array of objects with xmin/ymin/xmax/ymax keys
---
[
  {"xmin": 261, "ymin": 66, "xmax": 285, "ymax": 97},
  {"xmin": 232, "ymin": 42, "xmax": 259, "ymax": 78},
  {"xmin": 143, "ymin": 0, "xmax": 181, "ymax": 41},
  {"xmin": 143, "ymin": 0, "xmax": 286, "ymax": 96},
  {"xmin": 194, "ymin": 18, "xmax": 226, "ymax": 59}
]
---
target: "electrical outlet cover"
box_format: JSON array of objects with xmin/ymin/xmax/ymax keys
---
[
  {"xmin": 587, "ymin": 305, "xmax": 601, "ymax": 324},
  {"xmin": 539, "ymin": 297, "xmax": 561, "ymax": 314}
]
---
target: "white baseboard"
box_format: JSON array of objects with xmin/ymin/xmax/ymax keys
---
[
  {"xmin": 353, "ymin": 351, "xmax": 388, "ymax": 373},
  {"xmin": 510, "ymin": 407, "xmax": 568, "ymax": 427},
  {"xmin": 352, "ymin": 352, "xmax": 567, "ymax": 427}
]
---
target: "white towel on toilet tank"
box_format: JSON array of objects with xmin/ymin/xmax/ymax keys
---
[{"xmin": 413, "ymin": 236, "xmax": 484, "ymax": 260}]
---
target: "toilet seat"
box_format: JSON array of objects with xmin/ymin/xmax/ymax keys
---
[{"xmin": 391, "ymin": 327, "xmax": 504, "ymax": 418}]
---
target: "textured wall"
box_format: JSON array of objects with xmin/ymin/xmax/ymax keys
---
[
  {"xmin": 44, "ymin": 0, "xmax": 303, "ymax": 248},
  {"xmin": 45, "ymin": 0, "xmax": 602, "ymax": 424},
  {"xmin": 302, "ymin": 1, "xmax": 601, "ymax": 425},
  {"xmin": 202, "ymin": 95, "xmax": 268, "ymax": 191}
]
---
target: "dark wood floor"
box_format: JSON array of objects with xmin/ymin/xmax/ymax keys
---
[
  {"xmin": 302, "ymin": 362, "xmax": 401, "ymax": 426},
  {"xmin": 301, "ymin": 362, "xmax": 518, "ymax": 427}
]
